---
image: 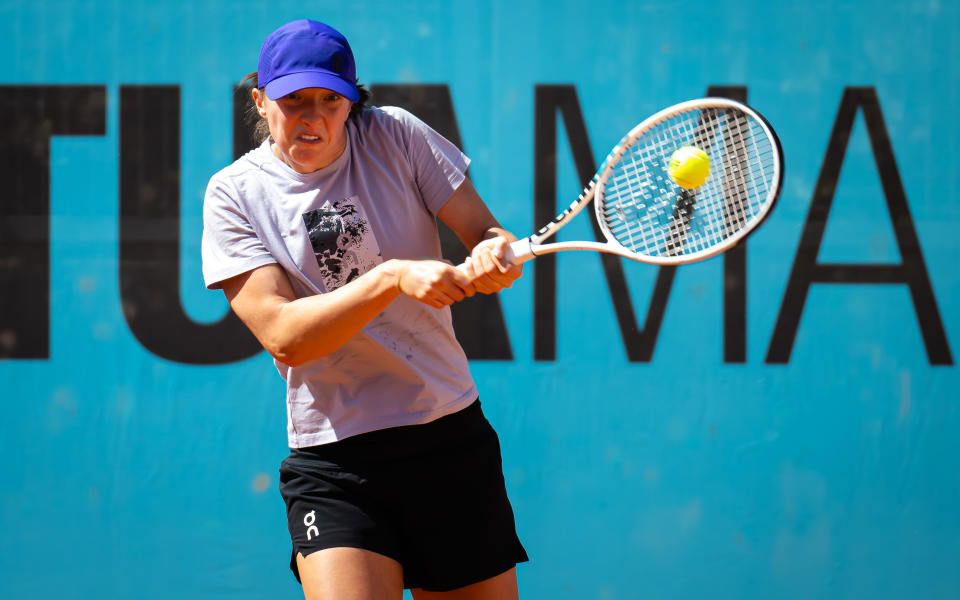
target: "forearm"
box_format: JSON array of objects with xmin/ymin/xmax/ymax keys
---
[
  {"xmin": 480, "ymin": 226, "xmax": 517, "ymax": 244},
  {"xmin": 241, "ymin": 260, "xmax": 404, "ymax": 367},
  {"xmin": 229, "ymin": 257, "xmax": 475, "ymax": 367},
  {"xmin": 437, "ymin": 179, "xmax": 523, "ymax": 293}
]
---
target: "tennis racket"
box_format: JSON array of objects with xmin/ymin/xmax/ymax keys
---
[{"xmin": 467, "ymin": 97, "xmax": 782, "ymax": 268}]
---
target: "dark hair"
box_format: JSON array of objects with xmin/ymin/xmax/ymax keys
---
[{"xmin": 239, "ymin": 71, "xmax": 372, "ymax": 144}]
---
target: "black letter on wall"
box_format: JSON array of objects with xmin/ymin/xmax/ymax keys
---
[
  {"xmin": 0, "ymin": 86, "xmax": 106, "ymax": 359},
  {"xmin": 766, "ymin": 87, "xmax": 952, "ymax": 365},
  {"xmin": 370, "ymin": 84, "xmax": 513, "ymax": 360},
  {"xmin": 533, "ymin": 85, "xmax": 675, "ymax": 362},
  {"xmin": 706, "ymin": 85, "xmax": 750, "ymax": 363},
  {"xmin": 119, "ymin": 85, "xmax": 261, "ymax": 364}
]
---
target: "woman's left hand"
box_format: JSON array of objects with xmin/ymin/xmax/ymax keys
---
[{"xmin": 462, "ymin": 230, "xmax": 523, "ymax": 295}]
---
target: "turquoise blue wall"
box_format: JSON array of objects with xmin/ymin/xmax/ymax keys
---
[{"xmin": 1, "ymin": 1, "xmax": 958, "ymax": 598}]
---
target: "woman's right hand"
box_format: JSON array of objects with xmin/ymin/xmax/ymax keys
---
[{"xmin": 392, "ymin": 259, "xmax": 477, "ymax": 309}]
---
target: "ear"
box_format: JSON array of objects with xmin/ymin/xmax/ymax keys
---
[{"xmin": 251, "ymin": 88, "xmax": 268, "ymax": 118}]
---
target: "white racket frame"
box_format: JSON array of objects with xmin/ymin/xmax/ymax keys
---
[{"xmin": 501, "ymin": 97, "xmax": 782, "ymax": 266}]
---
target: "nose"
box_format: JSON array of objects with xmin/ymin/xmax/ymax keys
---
[{"xmin": 300, "ymin": 97, "xmax": 329, "ymax": 125}]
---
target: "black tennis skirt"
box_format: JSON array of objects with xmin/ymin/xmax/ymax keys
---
[{"xmin": 278, "ymin": 399, "xmax": 529, "ymax": 592}]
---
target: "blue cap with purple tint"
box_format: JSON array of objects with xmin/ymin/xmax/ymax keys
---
[{"xmin": 258, "ymin": 19, "xmax": 360, "ymax": 102}]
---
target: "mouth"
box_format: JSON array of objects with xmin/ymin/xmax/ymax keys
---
[{"xmin": 298, "ymin": 134, "xmax": 322, "ymax": 143}]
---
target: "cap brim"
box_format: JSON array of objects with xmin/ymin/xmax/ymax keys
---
[{"xmin": 264, "ymin": 71, "xmax": 360, "ymax": 102}]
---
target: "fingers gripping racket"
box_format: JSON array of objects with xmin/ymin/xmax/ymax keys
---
[{"xmin": 475, "ymin": 98, "xmax": 782, "ymax": 267}]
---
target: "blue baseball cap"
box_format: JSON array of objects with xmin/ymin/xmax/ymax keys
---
[{"xmin": 258, "ymin": 19, "xmax": 360, "ymax": 102}]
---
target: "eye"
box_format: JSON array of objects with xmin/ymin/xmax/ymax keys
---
[
  {"xmin": 283, "ymin": 92, "xmax": 301, "ymax": 102},
  {"xmin": 324, "ymin": 93, "xmax": 342, "ymax": 103}
]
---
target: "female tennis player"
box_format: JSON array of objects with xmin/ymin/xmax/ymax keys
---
[{"xmin": 201, "ymin": 18, "xmax": 526, "ymax": 600}]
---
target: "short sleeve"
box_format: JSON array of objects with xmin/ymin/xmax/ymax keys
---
[
  {"xmin": 385, "ymin": 108, "xmax": 471, "ymax": 215},
  {"xmin": 201, "ymin": 173, "xmax": 277, "ymax": 289}
]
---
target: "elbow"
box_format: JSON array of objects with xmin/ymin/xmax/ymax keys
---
[
  {"xmin": 270, "ymin": 348, "xmax": 307, "ymax": 368},
  {"xmin": 262, "ymin": 335, "xmax": 307, "ymax": 368},
  {"xmin": 257, "ymin": 304, "xmax": 356, "ymax": 366},
  {"xmin": 266, "ymin": 343, "xmax": 315, "ymax": 368},
  {"xmin": 263, "ymin": 336, "xmax": 334, "ymax": 368}
]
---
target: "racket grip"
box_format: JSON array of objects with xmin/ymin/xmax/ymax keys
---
[{"xmin": 455, "ymin": 238, "xmax": 535, "ymax": 273}]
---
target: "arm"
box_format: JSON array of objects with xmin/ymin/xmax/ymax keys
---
[
  {"xmin": 437, "ymin": 178, "xmax": 523, "ymax": 294},
  {"xmin": 223, "ymin": 258, "xmax": 475, "ymax": 367}
]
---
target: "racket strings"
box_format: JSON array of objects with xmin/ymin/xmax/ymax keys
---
[{"xmin": 599, "ymin": 106, "xmax": 777, "ymax": 259}]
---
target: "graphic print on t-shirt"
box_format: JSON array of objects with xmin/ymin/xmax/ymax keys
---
[{"xmin": 302, "ymin": 197, "xmax": 382, "ymax": 290}]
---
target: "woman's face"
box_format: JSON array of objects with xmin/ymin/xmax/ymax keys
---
[{"xmin": 253, "ymin": 87, "xmax": 353, "ymax": 173}]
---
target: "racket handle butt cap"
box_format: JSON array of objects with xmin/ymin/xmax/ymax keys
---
[{"xmin": 506, "ymin": 238, "xmax": 535, "ymax": 265}]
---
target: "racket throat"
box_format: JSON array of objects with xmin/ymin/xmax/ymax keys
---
[{"xmin": 515, "ymin": 238, "xmax": 640, "ymax": 262}]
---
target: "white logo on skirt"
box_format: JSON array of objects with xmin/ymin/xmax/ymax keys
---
[{"xmin": 303, "ymin": 510, "xmax": 319, "ymax": 541}]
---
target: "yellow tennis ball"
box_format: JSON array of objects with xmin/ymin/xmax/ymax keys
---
[{"xmin": 668, "ymin": 146, "xmax": 710, "ymax": 189}]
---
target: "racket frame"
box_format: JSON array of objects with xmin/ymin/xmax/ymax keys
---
[{"xmin": 505, "ymin": 97, "xmax": 783, "ymax": 266}]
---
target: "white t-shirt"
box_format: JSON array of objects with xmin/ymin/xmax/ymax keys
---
[{"xmin": 202, "ymin": 106, "xmax": 478, "ymax": 447}]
